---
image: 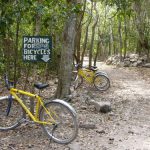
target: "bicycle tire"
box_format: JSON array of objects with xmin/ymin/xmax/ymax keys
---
[
  {"xmin": 74, "ymin": 75, "xmax": 83, "ymax": 89},
  {"xmin": 94, "ymin": 74, "xmax": 110, "ymax": 91},
  {"xmin": 39, "ymin": 99, "xmax": 78, "ymax": 144},
  {"xmin": 0, "ymin": 96, "xmax": 24, "ymax": 131},
  {"xmin": 95, "ymin": 71, "xmax": 108, "ymax": 77}
]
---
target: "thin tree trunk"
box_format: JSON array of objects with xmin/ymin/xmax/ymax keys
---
[
  {"xmin": 97, "ymin": 33, "xmax": 105, "ymax": 61},
  {"xmin": 89, "ymin": 3, "xmax": 99, "ymax": 67},
  {"xmin": 29, "ymin": 0, "xmax": 43, "ymax": 114},
  {"xmin": 75, "ymin": 25, "xmax": 81, "ymax": 63},
  {"xmin": 14, "ymin": 0, "xmax": 20, "ymax": 87},
  {"xmin": 123, "ymin": 13, "xmax": 127, "ymax": 59},
  {"xmin": 81, "ymin": 3, "xmax": 93, "ymax": 65},
  {"xmin": 109, "ymin": 19, "xmax": 114, "ymax": 56},
  {"xmin": 94, "ymin": 29, "xmax": 101, "ymax": 66},
  {"xmin": 74, "ymin": 0, "xmax": 86, "ymax": 64},
  {"xmin": 118, "ymin": 18, "xmax": 123, "ymax": 61}
]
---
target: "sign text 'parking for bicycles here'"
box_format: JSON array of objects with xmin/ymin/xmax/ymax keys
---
[{"xmin": 23, "ymin": 36, "xmax": 52, "ymax": 62}]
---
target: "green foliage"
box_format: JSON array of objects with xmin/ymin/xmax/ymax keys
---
[
  {"xmin": 0, "ymin": 0, "xmax": 150, "ymax": 80},
  {"xmin": 0, "ymin": 0, "xmax": 75, "ymax": 80},
  {"xmin": 80, "ymin": 0, "xmax": 150, "ymax": 61}
]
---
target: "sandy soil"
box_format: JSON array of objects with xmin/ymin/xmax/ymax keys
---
[{"xmin": 0, "ymin": 62, "xmax": 150, "ymax": 150}]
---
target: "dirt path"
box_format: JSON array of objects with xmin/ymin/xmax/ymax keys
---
[
  {"xmin": 0, "ymin": 63, "xmax": 150, "ymax": 150},
  {"xmin": 96, "ymin": 63, "xmax": 150, "ymax": 150}
]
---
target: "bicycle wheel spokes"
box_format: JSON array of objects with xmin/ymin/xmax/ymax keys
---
[
  {"xmin": 94, "ymin": 74, "xmax": 110, "ymax": 91},
  {"xmin": 40, "ymin": 100, "xmax": 78, "ymax": 144},
  {"xmin": 0, "ymin": 97, "xmax": 23, "ymax": 130}
]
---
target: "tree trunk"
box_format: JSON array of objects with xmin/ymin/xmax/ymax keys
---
[
  {"xmin": 14, "ymin": 17, "xmax": 19, "ymax": 87},
  {"xmin": 94, "ymin": 29, "xmax": 101, "ymax": 66},
  {"xmin": 14, "ymin": 0, "xmax": 20, "ymax": 87},
  {"xmin": 55, "ymin": 1, "xmax": 77, "ymax": 99},
  {"xmin": 118, "ymin": 18, "xmax": 123, "ymax": 61},
  {"xmin": 81, "ymin": 2, "xmax": 93, "ymax": 65},
  {"xmin": 133, "ymin": 0, "xmax": 150, "ymax": 61},
  {"xmin": 109, "ymin": 19, "xmax": 115, "ymax": 55},
  {"xmin": 123, "ymin": 13, "xmax": 127, "ymax": 59},
  {"xmin": 74, "ymin": 0, "xmax": 86, "ymax": 64},
  {"xmin": 89, "ymin": 3, "xmax": 99, "ymax": 67},
  {"xmin": 30, "ymin": 0, "xmax": 43, "ymax": 114},
  {"xmin": 75, "ymin": 26, "xmax": 81, "ymax": 63}
]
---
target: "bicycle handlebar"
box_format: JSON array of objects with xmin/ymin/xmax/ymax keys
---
[{"xmin": 4, "ymin": 74, "xmax": 14, "ymax": 90}]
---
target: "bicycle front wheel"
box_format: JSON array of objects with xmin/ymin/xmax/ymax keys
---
[
  {"xmin": 40, "ymin": 99, "xmax": 78, "ymax": 144},
  {"xmin": 0, "ymin": 96, "xmax": 24, "ymax": 131},
  {"xmin": 94, "ymin": 74, "xmax": 110, "ymax": 91}
]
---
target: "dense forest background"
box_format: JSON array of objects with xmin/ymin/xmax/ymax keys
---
[{"xmin": 0, "ymin": 0, "xmax": 150, "ymax": 97}]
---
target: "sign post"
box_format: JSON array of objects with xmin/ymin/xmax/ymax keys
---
[{"xmin": 23, "ymin": 36, "xmax": 52, "ymax": 62}]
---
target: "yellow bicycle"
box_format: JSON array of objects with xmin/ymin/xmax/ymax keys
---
[
  {"xmin": 73, "ymin": 64, "xmax": 110, "ymax": 91},
  {"xmin": 0, "ymin": 74, "xmax": 78, "ymax": 144}
]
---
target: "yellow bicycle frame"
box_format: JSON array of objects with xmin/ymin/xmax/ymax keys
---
[
  {"xmin": 10, "ymin": 88, "xmax": 56, "ymax": 125},
  {"xmin": 78, "ymin": 68, "xmax": 95, "ymax": 84}
]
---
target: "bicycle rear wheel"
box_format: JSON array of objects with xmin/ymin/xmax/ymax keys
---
[
  {"xmin": 94, "ymin": 74, "xmax": 110, "ymax": 91},
  {"xmin": 0, "ymin": 96, "xmax": 24, "ymax": 131},
  {"xmin": 40, "ymin": 99, "xmax": 78, "ymax": 144}
]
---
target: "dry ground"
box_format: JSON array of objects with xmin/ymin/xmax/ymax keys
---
[{"xmin": 0, "ymin": 62, "xmax": 150, "ymax": 150}]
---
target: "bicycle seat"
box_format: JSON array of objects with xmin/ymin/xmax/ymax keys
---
[
  {"xmin": 90, "ymin": 66, "xmax": 98, "ymax": 71},
  {"xmin": 34, "ymin": 83, "xmax": 49, "ymax": 90}
]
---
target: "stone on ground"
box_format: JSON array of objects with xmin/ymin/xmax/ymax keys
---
[{"xmin": 87, "ymin": 100, "xmax": 112, "ymax": 113}]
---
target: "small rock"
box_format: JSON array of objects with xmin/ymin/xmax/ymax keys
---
[
  {"xmin": 137, "ymin": 60, "xmax": 143, "ymax": 66},
  {"xmin": 132, "ymin": 62, "xmax": 138, "ymax": 67},
  {"xmin": 108, "ymin": 138, "xmax": 114, "ymax": 144},
  {"xmin": 81, "ymin": 106, "xmax": 87, "ymax": 110},
  {"xmin": 79, "ymin": 123, "xmax": 97, "ymax": 129},
  {"xmin": 128, "ymin": 130, "xmax": 134, "ymax": 134},
  {"xmin": 143, "ymin": 63, "xmax": 150, "ymax": 68},
  {"xmin": 86, "ymin": 100, "xmax": 112, "ymax": 113},
  {"xmin": 129, "ymin": 54, "xmax": 139, "ymax": 59},
  {"xmin": 100, "ymin": 102, "xmax": 112, "ymax": 113},
  {"xmin": 68, "ymin": 142, "xmax": 80, "ymax": 150},
  {"xmin": 109, "ymin": 112, "xmax": 115, "ymax": 116},
  {"xmin": 27, "ymin": 144, "xmax": 34, "ymax": 148},
  {"xmin": 109, "ymin": 137, "xmax": 114, "ymax": 141},
  {"xmin": 124, "ymin": 60, "xmax": 130, "ymax": 67},
  {"xmin": 96, "ymin": 129, "xmax": 105, "ymax": 134}
]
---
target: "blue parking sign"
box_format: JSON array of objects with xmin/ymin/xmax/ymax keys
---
[{"xmin": 23, "ymin": 36, "xmax": 52, "ymax": 62}]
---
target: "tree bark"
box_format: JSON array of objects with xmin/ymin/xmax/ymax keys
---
[
  {"xmin": 118, "ymin": 18, "xmax": 123, "ymax": 61},
  {"xmin": 123, "ymin": 13, "xmax": 127, "ymax": 59},
  {"xmin": 94, "ymin": 29, "xmax": 100, "ymax": 66},
  {"xmin": 30, "ymin": 0, "xmax": 43, "ymax": 114},
  {"xmin": 89, "ymin": 2, "xmax": 99, "ymax": 67},
  {"xmin": 74, "ymin": 0, "xmax": 86, "ymax": 64},
  {"xmin": 133, "ymin": 0, "xmax": 150, "ymax": 61},
  {"xmin": 56, "ymin": 1, "xmax": 77, "ymax": 99},
  {"xmin": 81, "ymin": 2, "xmax": 93, "ymax": 65}
]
